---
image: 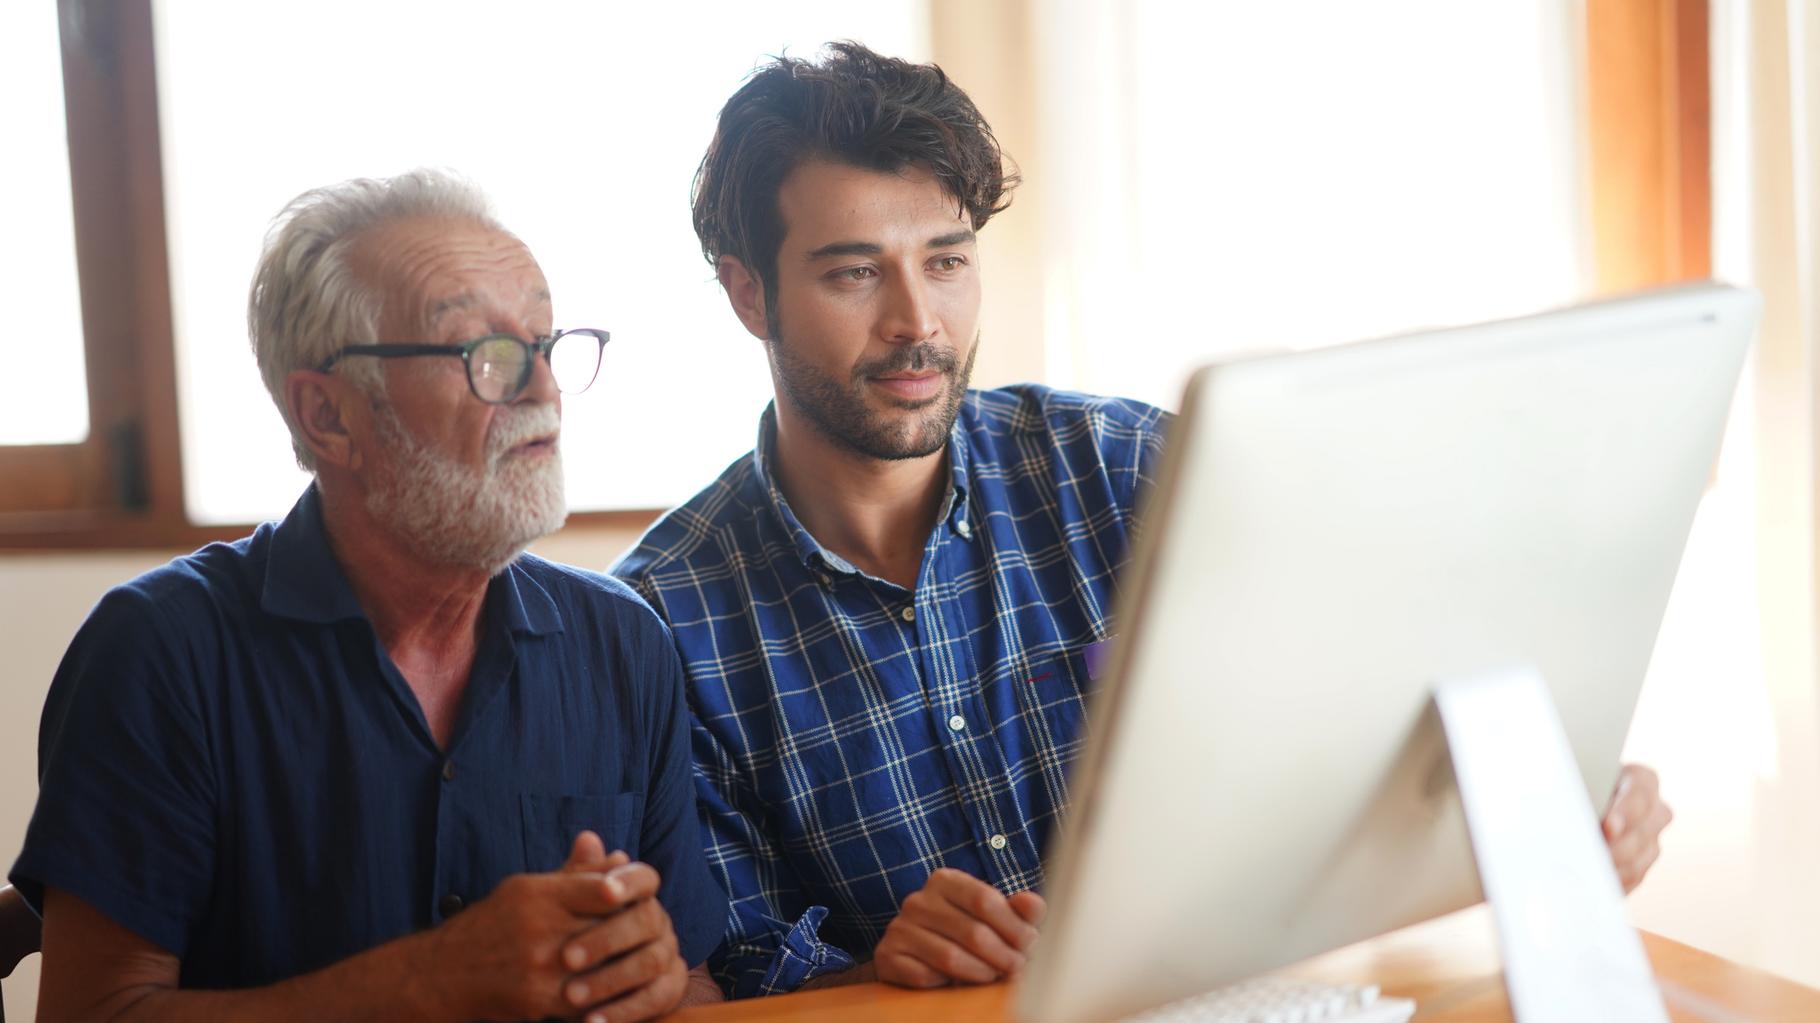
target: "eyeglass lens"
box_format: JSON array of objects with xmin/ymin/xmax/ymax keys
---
[
  {"xmin": 548, "ymin": 331, "xmax": 605, "ymax": 394},
  {"xmin": 468, "ymin": 333, "xmax": 604, "ymax": 403}
]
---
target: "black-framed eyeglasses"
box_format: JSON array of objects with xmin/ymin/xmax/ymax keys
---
[{"xmin": 318, "ymin": 328, "xmax": 610, "ymax": 404}]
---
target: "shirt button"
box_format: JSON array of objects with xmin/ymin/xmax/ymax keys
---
[
  {"xmin": 989, "ymin": 834, "xmax": 1008, "ymax": 851},
  {"xmin": 441, "ymin": 759, "xmax": 456, "ymax": 782},
  {"xmin": 438, "ymin": 893, "xmax": 465, "ymax": 916},
  {"xmin": 948, "ymin": 714, "xmax": 967, "ymax": 732},
  {"xmin": 900, "ymin": 606, "xmax": 916, "ymax": 623},
  {"xmin": 956, "ymin": 519, "xmax": 972, "ymax": 538}
]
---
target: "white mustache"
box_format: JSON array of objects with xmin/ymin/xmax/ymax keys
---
[{"xmin": 486, "ymin": 403, "xmax": 561, "ymax": 461}]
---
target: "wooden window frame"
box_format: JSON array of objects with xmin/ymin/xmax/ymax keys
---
[
  {"xmin": 1587, "ymin": 0, "xmax": 1713, "ymax": 290},
  {"xmin": 2, "ymin": 0, "xmax": 1710, "ymax": 550},
  {"xmin": 0, "ymin": 0, "xmax": 195, "ymax": 544},
  {"xmin": 1, "ymin": 0, "xmax": 657, "ymax": 550}
]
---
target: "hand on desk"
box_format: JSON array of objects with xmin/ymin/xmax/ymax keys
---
[
  {"xmin": 873, "ymin": 867, "xmax": 1046, "ymax": 988},
  {"xmin": 427, "ymin": 830, "xmax": 686, "ymax": 1023},
  {"xmin": 1602, "ymin": 763, "xmax": 1673, "ymax": 893}
]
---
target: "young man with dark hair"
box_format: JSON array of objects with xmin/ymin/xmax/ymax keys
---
[{"xmin": 613, "ymin": 41, "xmax": 1673, "ymax": 998}]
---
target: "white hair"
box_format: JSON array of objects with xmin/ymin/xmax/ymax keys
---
[{"xmin": 247, "ymin": 168, "xmax": 503, "ymax": 470}]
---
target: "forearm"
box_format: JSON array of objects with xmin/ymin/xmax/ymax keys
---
[{"xmin": 42, "ymin": 928, "xmax": 455, "ymax": 1023}]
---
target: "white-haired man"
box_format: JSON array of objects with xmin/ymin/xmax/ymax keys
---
[{"xmin": 10, "ymin": 170, "xmax": 726, "ymax": 1022}]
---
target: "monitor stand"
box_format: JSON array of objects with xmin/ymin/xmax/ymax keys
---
[{"xmin": 1433, "ymin": 666, "xmax": 1670, "ymax": 1022}]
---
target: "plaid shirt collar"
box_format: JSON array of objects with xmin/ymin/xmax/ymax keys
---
[{"xmin": 749, "ymin": 401, "xmax": 974, "ymax": 580}]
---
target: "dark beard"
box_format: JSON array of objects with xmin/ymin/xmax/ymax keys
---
[{"xmin": 769, "ymin": 330, "xmax": 979, "ymax": 461}]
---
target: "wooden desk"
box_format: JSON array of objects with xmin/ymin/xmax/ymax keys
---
[{"xmin": 667, "ymin": 906, "xmax": 1820, "ymax": 1022}]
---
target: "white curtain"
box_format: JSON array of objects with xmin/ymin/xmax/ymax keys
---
[
  {"xmin": 1019, "ymin": 0, "xmax": 1592, "ymax": 410},
  {"xmin": 934, "ymin": 0, "xmax": 1820, "ymax": 986},
  {"xmin": 1729, "ymin": 0, "xmax": 1820, "ymax": 984}
]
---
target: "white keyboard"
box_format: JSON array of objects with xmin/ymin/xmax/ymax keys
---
[{"xmin": 1120, "ymin": 977, "xmax": 1417, "ymax": 1023}]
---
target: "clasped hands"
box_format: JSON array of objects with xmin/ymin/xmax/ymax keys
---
[
  {"xmin": 418, "ymin": 831, "xmax": 687, "ymax": 1023},
  {"xmin": 875, "ymin": 763, "xmax": 1673, "ymax": 989}
]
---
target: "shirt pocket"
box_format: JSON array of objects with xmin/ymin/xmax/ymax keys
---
[
  {"xmin": 519, "ymin": 791, "xmax": 645, "ymax": 873},
  {"xmin": 1017, "ymin": 645, "xmax": 1100, "ymax": 756}
]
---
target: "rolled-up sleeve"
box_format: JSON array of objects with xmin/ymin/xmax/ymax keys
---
[{"xmin": 692, "ymin": 717, "xmax": 856, "ymax": 997}]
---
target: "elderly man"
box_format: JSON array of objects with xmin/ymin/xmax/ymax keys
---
[
  {"xmin": 612, "ymin": 42, "xmax": 1676, "ymax": 998},
  {"xmin": 10, "ymin": 170, "xmax": 725, "ymax": 1021}
]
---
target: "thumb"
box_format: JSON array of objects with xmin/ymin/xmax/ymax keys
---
[{"xmin": 563, "ymin": 830, "xmax": 626, "ymax": 872}]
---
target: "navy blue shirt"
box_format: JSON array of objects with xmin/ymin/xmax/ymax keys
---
[{"xmin": 9, "ymin": 486, "xmax": 726, "ymax": 990}]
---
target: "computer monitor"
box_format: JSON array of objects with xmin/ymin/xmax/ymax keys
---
[{"xmin": 1018, "ymin": 283, "xmax": 1760, "ymax": 1023}]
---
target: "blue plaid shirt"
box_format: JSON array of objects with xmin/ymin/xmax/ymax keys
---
[{"xmin": 612, "ymin": 385, "xmax": 1168, "ymax": 997}]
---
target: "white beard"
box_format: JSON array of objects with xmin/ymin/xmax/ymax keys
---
[{"xmin": 364, "ymin": 402, "xmax": 568, "ymax": 576}]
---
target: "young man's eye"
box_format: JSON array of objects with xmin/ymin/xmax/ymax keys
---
[
  {"xmin": 833, "ymin": 266, "xmax": 878, "ymax": 282},
  {"xmin": 933, "ymin": 255, "xmax": 968, "ymax": 272}
]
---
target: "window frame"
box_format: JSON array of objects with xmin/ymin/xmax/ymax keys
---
[
  {"xmin": 0, "ymin": 0, "xmax": 1712, "ymax": 550},
  {"xmin": 0, "ymin": 0, "xmax": 187, "ymax": 542},
  {"xmin": 1587, "ymin": 0, "xmax": 1712, "ymax": 289}
]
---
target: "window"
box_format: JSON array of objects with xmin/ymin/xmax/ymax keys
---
[
  {"xmin": 1031, "ymin": 1, "xmax": 1592, "ymax": 410},
  {"xmin": 0, "ymin": 0, "xmax": 186, "ymax": 534},
  {"xmin": 2, "ymin": 0, "xmax": 1710, "ymax": 547},
  {"xmin": 152, "ymin": 1, "xmax": 929, "ymax": 524},
  {"xmin": 3, "ymin": 1, "xmax": 87, "ymax": 448}
]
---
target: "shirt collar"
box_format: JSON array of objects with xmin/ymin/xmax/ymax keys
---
[
  {"xmin": 260, "ymin": 483, "xmax": 562, "ymax": 636},
  {"xmin": 749, "ymin": 401, "xmax": 974, "ymax": 576},
  {"xmin": 260, "ymin": 485, "xmax": 366, "ymax": 624}
]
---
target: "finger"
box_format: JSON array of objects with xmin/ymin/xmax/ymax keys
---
[
  {"xmin": 1608, "ymin": 825, "xmax": 1649, "ymax": 879},
  {"xmin": 875, "ymin": 949, "xmax": 949, "ymax": 989},
  {"xmin": 1007, "ymin": 890, "xmax": 1047, "ymax": 927},
  {"xmin": 565, "ymin": 831, "xmax": 616, "ymax": 871},
  {"xmin": 550, "ymin": 868, "xmax": 642, "ymax": 917},
  {"xmin": 563, "ymin": 933, "xmax": 681, "ymax": 1012},
  {"xmin": 554, "ymin": 861, "xmax": 662, "ymax": 916},
  {"xmin": 908, "ymin": 896, "xmax": 1026, "ymax": 974},
  {"xmin": 1625, "ymin": 763, "xmax": 1662, "ymax": 798},
  {"xmin": 569, "ymin": 849, "xmax": 630, "ymax": 878},
  {"xmin": 578, "ymin": 953, "xmax": 687, "ymax": 1023},
  {"xmin": 889, "ymin": 919, "xmax": 1003, "ymax": 984},
  {"xmin": 925, "ymin": 869, "xmax": 1040, "ymax": 952},
  {"xmin": 1611, "ymin": 794, "xmax": 1670, "ymax": 857},
  {"xmin": 1605, "ymin": 764, "xmax": 1661, "ymax": 828},
  {"xmin": 562, "ymin": 898, "xmax": 671, "ymax": 971},
  {"xmin": 1616, "ymin": 804, "xmax": 1672, "ymax": 891},
  {"xmin": 1603, "ymin": 779, "xmax": 1633, "ymax": 838},
  {"xmin": 1631, "ymin": 843, "xmax": 1660, "ymax": 889},
  {"xmin": 1605, "ymin": 765, "xmax": 1640, "ymax": 829},
  {"xmin": 603, "ymin": 861, "xmax": 662, "ymax": 907},
  {"xmin": 1624, "ymin": 841, "xmax": 1662, "ymax": 893}
]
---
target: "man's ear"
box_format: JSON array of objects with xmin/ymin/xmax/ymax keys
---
[
  {"xmin": 286, "ymin": 369, "xmax": 365, "ymax": 472},
  {"xmin": 717, "ymin": 255, "xmax": 772, "ymax": 341}
]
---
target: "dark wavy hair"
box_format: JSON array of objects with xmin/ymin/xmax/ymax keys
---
[{"xmin": 691, "ymin": 41, "xmax": 1018, "ymax": 322}]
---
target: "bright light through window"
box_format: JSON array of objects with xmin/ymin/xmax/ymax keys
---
[
  {"xmin": 3, "ymin": 2, "xmax": 88, "ymax": 446},
  {"xmin": 154, "ymin": 1, "xmax": 928, "ymax": 524},
  {"xmin": 1040, "ymin": 0, "xmax": 1589, "ymax": 409}
]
